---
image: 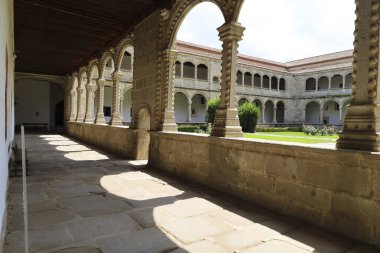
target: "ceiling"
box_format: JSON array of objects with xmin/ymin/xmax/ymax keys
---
[{"xmin": 14, "ymin": 0, "xmax": 170, "ymax": 76}]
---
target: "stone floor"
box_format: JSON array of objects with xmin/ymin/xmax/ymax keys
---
[{"xmin": 3, "ymin": 134, "xmax": 380, "ymax": 253}]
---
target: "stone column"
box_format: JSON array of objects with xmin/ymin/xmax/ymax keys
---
[
  {"xmin": 95, "ymin": 78, "xmax": 106, "ymax": 125},
  {"xmin": 262, "ymin": 105, "xmax": 266, "ymax": 123},
  {"xmin": 320, "ymin": 105, "xmax": 324, "ymax": 124},
  {"xmin": 328, "ymin": 76, "xmax": 332, "ymax": 89},
  {"xmin": 273, "ymin": 106, "xmax": 277, "ymax": 123},
  {"xmin": 187, "ymin": 101, "xmax": 192, "ymax": 122},
  {"xmin": 160, "ymin": 49, "xmax": 179, "ymax": 132},
  {"xmin": 211, "ymin": 22, "xmax": 245, "ymax": 137},
  {"xmin": 76, "ymin": 86, "xmax": 86, "ymax": 122},
  {"xmin": 343, "ymin": 75, "xmax": 346, "ymax": 89},
  {"xmin": 269, "ymin": 78, "xmax": 272, "ymax": 90},
  {"xmin": 339, "ymin": 106, "xmax": 343, "ymax": 122},
  {"xmin": 110, "ymin": 71, "xmax": 123, "ymax": 126},
  {"xmin": 337, "ymin": 0, "xmax": 380, "ymax": 151},
  {"xmin": 84, "ymin": 80, "xmax": 96, "ymax": 123},
  {"xmin": 119, "ymin": 83, "xmax": 127, "ymax": 123},
  {"xmin": 315, "ymin": 78, "xmax": 318, "ymax": 91},
  {"xmin": 69, "ymin": 89, "xmax": 77, "ymax": 122},
  {"xmin": 260, "ymin": 76, "xmax": 263, "ymax": 88}
]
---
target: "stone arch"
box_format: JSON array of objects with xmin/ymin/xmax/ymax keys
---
[
  {"xmin": 254, "ymin": 73, "xmax": 261, "ymax": 87},
  {"xmin": 238, "ymin": 97, "xmax": 249, "ymax": 106},
  {"xmin": 114, "ymin": 36, "xmax": 135, "ymax": 71},
  {"xmin": 174, "ymin": 91, "xmax": 190, "ymax": 123},
  {"xmin": 331, "ymin": 74, "xmax": 343, "ymax": 89},
  {"xmin": 264, "ymin": 100, "xmax": 275, "ymax": 123},
  {"xmin": 175, "ymin": 61, "xmax": 182, "ymax": 77},
  {"xmin": 78, "ymin": 67, "xmax": 88, "ymax": 88},
  {"xmin": 253, "ymin": 98, "xmax": 263, "ymax": 123},
  {"xmin": 237, "ymin": 70, "xmax": 243, "ymax": 85},
  {"xmin": 306, "ymin": 78, "xmax": 316, "ymax": 91},
  {"xmin": 276, "ymin": 101, "xmax": 285, "ymax": 123},
  {"xmin": 279, "ymin": 78, "xmax": 286, "ymax": 90},
  {"xmin": 271, "ymin": 76, "xmax": 278, "ymax": 89},
  {"xmin": 305, "ymin": 101, "xmax": 321, "ymax": 124},
  {"xmin": 323, "ymin": 100, "xmax": 340, "ymax": 125},
  {"xmin": 183, "ymin": 61, "xmax": 196, "ymax": 78},
  {"xmin": 165, "ymin": 0, "xmax": 228, "ymax": 49},
  {"xmin": 197, "ymin": 63, "xmax": 208, "ymax": 81},
  {"xmin": 99, "ymin": 50, "xmax": 116, "ymax": 79},
  {"xmin": 318, "ymin": 76, "xmax": 329, "ymax": 90},
  {"xmin": 345, "ymin": 73, "xmax": 352, "ymax": 88},
  {"xmin": 88, "ymin": 60, "xmax": 100, "ymax": 81},
  {"xmin": 244, "ymin": 72, "xmax": 252, "ymax": 86},
  {"xmin": 263, "ymin": 75, "xmax": 270, "ymax": 88},
  {"xmin": 191, "ymin": 93, "xmax": 208, "ymax": 123}
]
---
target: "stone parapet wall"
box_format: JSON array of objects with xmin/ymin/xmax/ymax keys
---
[
  {"xmin": 149, "ymin": 132, "xmax": 380, "ymax": 246},
  {"xmin": 66, "ymin": 122, "xmax": 138, "ymax": 159}
]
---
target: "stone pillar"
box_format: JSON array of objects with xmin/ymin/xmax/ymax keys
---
[
  {"xmin": 242, "ymin": 73, "xmax": 245, "ymax": 88},
  {"xmin": 119, "ymin": 83, "xmax": 127, "ymax": 123},
  {"xmin": 339, "ymin": 106, "xmax": 343, "ymax": 122},
  {"xmin": 95, "ymin": 78, "xmax": 106, "ymax": 125},
  {"xmin": 273, "ymin": 106, "xmax": 277, "ymax": 123},
  {"xmin": 180, "ymin": 62, "xmax": 183, "ymax": 78},
  {"xmin": 160, "ymin": 49, "xmax": 179, "ymax": 132},
  {"xmin": 76, "ymin": 86, "xmax": 86, "ymax": 122},
  {"xmin": 337, "ymin": 0, "xmax": 380, "ymax": 151},
  {"xmin": 110, "ymin": 71, "xmax": 123, "ymax": 126},
  {"xmin": 187, "ymin": 101, "xmax": 192, "ymax": 122},
  {"xmin": 262, "ymin": 105, "xmax": 266, "ymax": 123},
  {"xmin": 328, "ymin": 76, "xmax": 332, "ymax": 89},
  {"xmin": 343, "ymin": 75, "xmax": 346, "ymax": 89},
  {"xmin": 211, "ymin": 22, "xmax": 245, "ymax": 137},
  {"xmin": 315, "ymin": 78, "xmax": 319, "ymax": 91},
  {"xmin": 320, "ymin": 105, "xmax": 324, "ymax": 124},
  {"xmin": 260, "ymin": 76, "xmax": 263, "ymax": 88},
  {"xmin": 269, "ymin": 78, "xmax": 272, "ymax": 90},
  {"xmin": 69, "ymin": 89, "xmax": 77, "ymax": 122},
  {"xmin": 84, "ymin": 80, "xmax": 96, "ymax": 123}
]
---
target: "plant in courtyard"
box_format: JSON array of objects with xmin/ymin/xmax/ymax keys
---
[
  {"xmin": 303, "ymin": 125, "xmax": 339, "ymax": 136},
  {"xmin": 238, "ymin": 102, "xmax": 260, "ymax": 133},
  {"xmin": 206, "ymin": 98, "xmax": 220, "ymax": 124}
]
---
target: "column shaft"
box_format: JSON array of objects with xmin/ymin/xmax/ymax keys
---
[
  {"xmin": 110, "ymin": 71, "xmax": 123, "ymax": 126},
  {"xmin": 211, "ymin": 22, "xmax": 245, "ymax": 137},
  {"xmin": 95, "ymin": 79, "xmax": 106, "ymax": 125}
]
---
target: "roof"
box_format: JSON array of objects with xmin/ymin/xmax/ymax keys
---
[{"xmin": 175, "ymin": 40, "xmax": 353, "ymax": 73}]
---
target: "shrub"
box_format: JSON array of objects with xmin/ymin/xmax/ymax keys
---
[
  {"xmin": 238, "ymin": 102, "xmax": 260, "ymax": 132},
  {"xmin": 206, "ymin": 98, "xmax": 220, "ymax": 124},
  {"xmin": 178, "ymin": 125, "xmax": 200, "ymax": 133},
  {"xmin": 255, "ymin": 127, "xmax": 302, "ymax": 132},
  {"xmin": 303, "ymin": 125, "xmax": 339, "ymax": 136}
]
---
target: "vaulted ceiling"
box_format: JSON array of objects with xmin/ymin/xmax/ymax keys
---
[{"xmin": 14, "ymin": 0, "xmax": 171, "ymax": 76}]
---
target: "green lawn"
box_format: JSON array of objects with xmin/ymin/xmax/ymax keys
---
[{"xmin": 243, "ymin": 132, "xmax": 338, "ymax": 144}]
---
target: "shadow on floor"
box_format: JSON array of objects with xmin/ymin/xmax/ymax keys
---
[{"xmin": 3, "ymin": 134, "xmax": 380, "ymax": 253}]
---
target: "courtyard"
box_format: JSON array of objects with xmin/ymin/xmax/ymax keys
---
[
  {"xmin": 3, "ymin": 134, "xmax": 379, "ymax": 253},
  {"xmin": 244, "ymin": 132, "xmax": 338, "ymax": 144}
]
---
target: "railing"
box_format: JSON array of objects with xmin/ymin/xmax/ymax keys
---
[{"xmin": 302, "ymin": 88, "xmax": 352, "ymax": 97}]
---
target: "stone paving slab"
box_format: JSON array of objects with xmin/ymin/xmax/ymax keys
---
[{"xmin": 3, "ymin": 134, "xmax": 380, "ymax": 253}]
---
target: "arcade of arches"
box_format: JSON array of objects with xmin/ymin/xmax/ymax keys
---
[{"xmin": 2, "ymin": 0, "xmax": 380, "ymax": 251}]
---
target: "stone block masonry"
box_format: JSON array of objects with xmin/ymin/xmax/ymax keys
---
[{"xmin": 149, "ymin": 132, "xmax": 380, "ymax": 247}]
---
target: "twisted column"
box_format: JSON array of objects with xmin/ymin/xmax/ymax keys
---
[
  {"xmin": 69, "ymin": 89, "xmax": 77, "ymax": 122},
  {"xmin": 76, "ymin": 85, "xmax": 86, "ymax": 122},
  {"xmin": 337, "ymin": 0, "xmax": 380, "ymax": 151},
  {"xmin": 159, "ymin": 49, "xmax": 179, "ymax": 132},
  {"xmin": 95, "ymin": 78, "xmax": 106, "ymax": 125},
  {"xmin": 84, "ymin": 80, "xmax": 96, "ymax": 123},
  {"xmin": 110, "ymin": 71, "xmax": 123, "ymax": 126},
  {"xmin": 211, "ymin": 22, "xmax": 245, "ymax": 137}
]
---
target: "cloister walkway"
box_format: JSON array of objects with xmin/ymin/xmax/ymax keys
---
[{"xmin": 3, "ymin": 134, "xmax": 379, "ymax": 253}]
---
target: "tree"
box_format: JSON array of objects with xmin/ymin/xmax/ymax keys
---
[
  {"xmin": 206, "ymin": 98, "xmax": 220, "ymax": 124},
  {"xmin": 238, "ymin": 102, "xmax": 260, "ymax": 132}
]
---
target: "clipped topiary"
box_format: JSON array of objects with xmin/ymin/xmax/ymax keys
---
[
  {"xmin": 238, "ymin": 102, "xmax": 260, "ymax": 132},
  {"xmin": 206, "ymin": 98, "xmax": 220, "ymax": 124}
]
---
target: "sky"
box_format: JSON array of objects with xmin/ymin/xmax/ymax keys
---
[{"xmin": 176, "ymin": 0, "xmax": 356, "ymax": 62}]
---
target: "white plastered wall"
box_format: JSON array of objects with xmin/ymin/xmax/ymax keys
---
[{"xmin": 0, "ymin": 0, "xmax": 14, "ymax": 250}]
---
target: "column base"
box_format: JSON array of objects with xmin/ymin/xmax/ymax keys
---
[
  {"xmin": 84, "ymin": 115, "xmax": 94, "ymax": 124},
  {"xmin": 75, "ymin": 116, "xmax": 85, "ymax": 123},
  {"xmin": 211, "ymin": 108, "xmax": 243, "ymax": 138},
  {"xmin": 158, "ymin": 110, "xmax": 178, "ymax": 132},
  {"xmin": 336, "ymin": 104, "xmax": 380, "ymax": 152},
  {"xmin": 95, "ymin": 114, "xmax": 107, "ymax": 125}
]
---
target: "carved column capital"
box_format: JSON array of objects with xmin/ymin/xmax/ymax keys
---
[{"xmin": 217, "ymin": 21, "xmax": 245, "ymax": 42}]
